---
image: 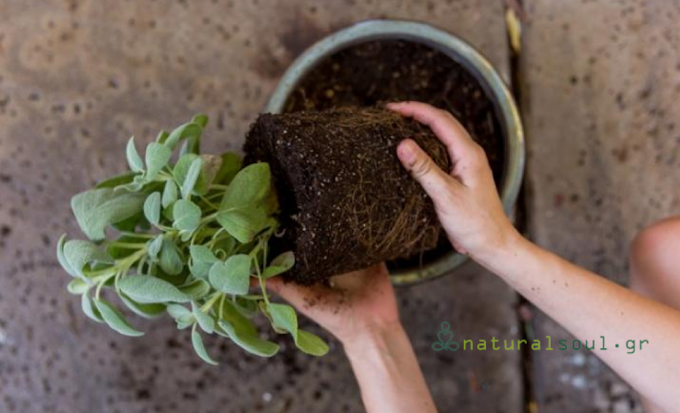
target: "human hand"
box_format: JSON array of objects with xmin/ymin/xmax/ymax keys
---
[
  {"xmin": 388, "ymin": 101, "xmax": 519, "ymax": 260},
  {"xmin": 266, "ymin": 263, "xmax": 400, "ymax": 345}
]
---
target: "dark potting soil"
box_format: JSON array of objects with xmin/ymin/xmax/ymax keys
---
[
  {"xmin": 283, "ymin": 40, "xmax": 505, "ymax": 272},
  {"xmin": 244, "ymin": 108, "xmax": 450, "ymax": 285}
]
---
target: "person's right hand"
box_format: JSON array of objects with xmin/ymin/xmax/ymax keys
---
[{"xmin": 388, "ymin": 101, "xmax": 519, "ymax": 260}]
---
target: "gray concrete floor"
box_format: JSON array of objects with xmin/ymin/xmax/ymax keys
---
[{"xmin": 0, "ymin": 0, "xmax": 678, "ymax": 412}]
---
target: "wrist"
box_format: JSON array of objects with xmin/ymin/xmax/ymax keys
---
[
  {"xmin": 341, "ymin": 319, "xmax": 406, "ymax": 355},
  {"xmin": 472, "ymin": 225, "xmax": 526, "ymax": 268}
]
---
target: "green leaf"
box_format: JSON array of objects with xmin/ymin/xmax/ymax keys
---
[
  {"xmin": 173, "ymin": 154, "xmax": 216, "ymax": 196},
  {"xmin": 159, "ymin": 239, "xmax": 183, "ymax": 275},
  {"xmin": 81, "ymin": 294, "xmax": 104, "ymax": 323},
  {"xmin": 214, "ymin": 152, "xmax": 243, "ymax": 184},
  {"xmin": 167, "ymin": 304, "xmax": 191, "ymax": 320},
  {"xmin": 192, "ymin": 302, "xmax": 215, "ymax": 334},
  {"xmin": 63, "ymin": 239, "xmax": 114, "ymax": 278},
  {"xmin": 173, "ymin": 199, "xmax": 201, "ymax": 232},
  {"xmin": 118, "ymin": 275, "xmax": 190, "ymax": 303},
  {"xmin": 67, "ymin": 278, "xmax": 90, "ymax": 294},
  {"xmin": 126, "ymin": 137, "xmax": 145, "ymax": 173},
  {"xmin": 165, "ymin": 121, "xmax": 203, "ymax": 150},
  {"xmin": 216, "ymin": 206, "xmax": 267, "ymax": 244},
  {"xmin": 192, "ymin": 114, "xmax": 208, "ymax": 128},
  {"xmin": 181, "ymin": 157, "xmax": 203, "ymax": 198},
  {"xmin": 57, "ymin": 234, "xmax": 76, "ymax": 277},
  {"xmin": 120, "ymin": 294, "xmax": 166, "ymax": 319},
  {"xmin": 191, "ymin": 329, "xmax": 218, "ymax": 365},
  {"xmin": 220, "ymin": 163, "xmax": 271, "ymax": 210},
  {"xmin": 189, "ymin": 245, "xmax": 219, "ymax": 279},
  {"xmin": 94, "ymin": 299, "xmax": 144, "ymax": 337},
  {"xmin": 218, "ymin": 320, "xmax": 279, "ymax": 357},
  {"xmin": 267, "ymin": 303, "xmax": 298, "ymax": 337},
  {"xmin": 145, "ymin": 142, "xmax": 172, "ymax": 180},
  {"xmin": 262, "ymin": 252, "xmax": 295, "ymax": 279},
  {"xmin": 162, "ymin": 180, "xmax": 178, "ymax": 208},
  {"xmin": 147, "ymin": 235, "xmax": 163, "ymax": 262},
  {"xmin": 71, "ymin": 188, "xmax": 146, "ymax": 241},
  {"xmin": 179, "ymin": 278, "xmax": 211, "ymax": 300},
  {"xmin": 295, "ymin": 330, "xmax": 330, "ymax": 356},
  {"xmin": 219, "ymin": 299, "xmax": 257, "ymax": 335},
  {"xmin": 208, "ymin": 254, "xmax": 252, "ymax": 295},
  {"xmin": 114, "ymin": 174, "xmax": 147, "ymax": 193},
  {"xmin": 95, "ymin": 172, "xmax": 136, "ymax": 189},
  {"xmin": 143, "ymin": 192, "xmax": 162, "ymax": 226}
]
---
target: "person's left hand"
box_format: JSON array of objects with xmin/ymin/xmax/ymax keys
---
[{"xmin": 266, "ymin": 263, "xmax": 400, "ymax": 344}]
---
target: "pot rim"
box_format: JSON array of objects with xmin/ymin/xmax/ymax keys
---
[{"xmin": 265, "ymin": 19, "xmax": 525, "ymax": 285}]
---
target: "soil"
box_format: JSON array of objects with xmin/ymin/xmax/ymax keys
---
[
  {"xmin": 244, "ymin": 108, "xmax": 450, "ymax": 285},
  {"xmin": 283, "ymin": 40, "xmax": 505, "ymax": 272}
]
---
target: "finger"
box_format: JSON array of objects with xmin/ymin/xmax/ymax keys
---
[
  {"xmin": 387, "ymin": 101, "xmax": 478, "ymax": 163},
  {"xmin": 397, "ymin": 139, "xmax": 463, "ymax": 198},
  {"xmin": 266, "ymin": 276, "xmax": 332, "ymax": 311}
]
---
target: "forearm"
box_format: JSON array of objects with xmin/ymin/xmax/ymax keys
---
[
  {"xmin": 343, "ymin": 323, "xmax": 437, "ymax": 413},
  {"xmin": 476, "ymin": 231, "xmax": 680, "ymax": 411}
]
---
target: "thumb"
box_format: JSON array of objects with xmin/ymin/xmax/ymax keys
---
[{"xmin": 397, "ymin": 139, "xmax": 459, "ymax": 197}]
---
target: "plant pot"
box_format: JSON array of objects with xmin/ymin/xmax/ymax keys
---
[{"xmin": 264, "ymin": 19, "xmax": 525, "ymax": 285}]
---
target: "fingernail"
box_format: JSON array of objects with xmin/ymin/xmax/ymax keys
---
[{"xmin": 398, "ymin": 140, "xmax": 416, "ymax": 165}]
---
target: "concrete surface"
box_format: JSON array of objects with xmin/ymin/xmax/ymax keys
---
[
  {"xmin": 521, "ymin": 0, "xmax": 680, "ymax": 411},
  {"xmin": 0, "ymin": 1, "xmax": 522, "ymax": 412}
]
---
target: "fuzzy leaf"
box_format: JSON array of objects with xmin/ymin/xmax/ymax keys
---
[
  {"xmin": 208, "ymin": 254, "xmax": 251, "ymax": 295},
  {"xmin": 126, "ymin": 137, "xmax": 145, "ymax": 173},
  {"xmin": 295, "ymin": 330, "xmax": 330, "ymax": 356},
  {"xmin": 179, "ymin": 278, "xmax": 211, "ymax": 300},
  {"xmin": 145, "ymin": 142, "xmax": 172, "ymax": 180},
  {"xmin": 189, "ymin": 245, "xmax": 219, "ymax": 279},
  {"xmin": 95, "ymin": 172, "xmax": 136, "ymax": 189},
  {"xmin": 143, "ymin": 192, "xmax": 162, "ymax": 226},
  {"xmin": 220, "ymin": 163, "xmax": 271, "ymax": 210},
  {"xmin": 262, "ymin": 252, "xmax": 295, "ymax": 279},
  {"xmin": 147, "ymin": 235, "xmax": 163, "ymax": 262},
  {"xmin": 218, "ymin": 320, "xmax": 279, "ymax": 357},
  {"xmin": 167, "ymin": 304, "xmax": 191, "ymax": 320},
  {"xmin": 63, "ymin": 240, "xmax": 114, "ymax": 278},
  {"xmin": 162, "ymin": 180, "xmax": 178, "ymax": 208},
  {"xmin": 57, "ymin": 234, "xmax": 76, "ymax": 277},
  {"xmin": 165, "ymin": 121, "xmax": 203, "ymax": 151},
  {"xmin": 267, "ymin": 303, "xmax": 298, "ymax": 337},
  {"xmin": 216, "ymin": 206, "xmax": 267, "ymax": 244},
  {"xmin": 192, "ymin": 302, "xmax": 215, "ymax": 334},
  {"xmin": 173, "ymin": 199, "xmax": 201, "ymax": 232},
  {"xmin": 181, "ymin": 157, "xmax": 203, "ymax": 198},
  {"xmin": 118, "ymin": 275, "xmax": 191, "ymax": 303},
  {"xmin": 81, "ymin": 294, "xmax": 104, "ymax": 323},
  {"xmin": 214, "ymin": 152, "xmax": 243, "ymax": 184},
  {"xmin": 71, "ymin": 188, "xmax": 146, "ymax": 241},
  {"xmin": 94, "ymin": 299, "xmax": 144, "ymax": 337},
  {"xmin": 192, "ymin": 329, "xmax": 218, "ymax": 365},
  {"xmin": 120, "ymin": 294, "xmax": 166, "ymax": 319},
  {"xmin": 67, "ymin": 278, "xmax": 90, "ymax": 295},
  {"xmin": 159, "ymin": 239, "xmax": 183, "ymax": 275}
]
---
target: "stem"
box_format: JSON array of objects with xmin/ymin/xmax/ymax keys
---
[
  {"xmin": 109, "ymin": 241, "xmax": 146, "ymax": 249},
  {"xmin": 201, "ymin": 292, "xmax": 222, "ymax": 312},
  {"xmin": 254, "ymin": 258, "xmax": 269, "ymax": 306},
  {"xmin": 119, "ymin": 232, "xmax": 155, "ymax": 239},
  {"xmin": 200, "ymin": 195, "xmax": 219, "ymax": 211},
  {"xmin": 199, "ymin": 212, "xmax": 218, "ymax": 225}
]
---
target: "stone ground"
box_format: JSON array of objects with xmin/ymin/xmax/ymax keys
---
[
  {"xmin": 521, "ymin": 1, "xmax": 680, "ymax": 412},
  {"xmin": 0, "ymin": 1, "xmax": 521, "ymax": 413},
  {"xmin": 0, "ymin": 0, "xmax": 677, "ymax": 412}
]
